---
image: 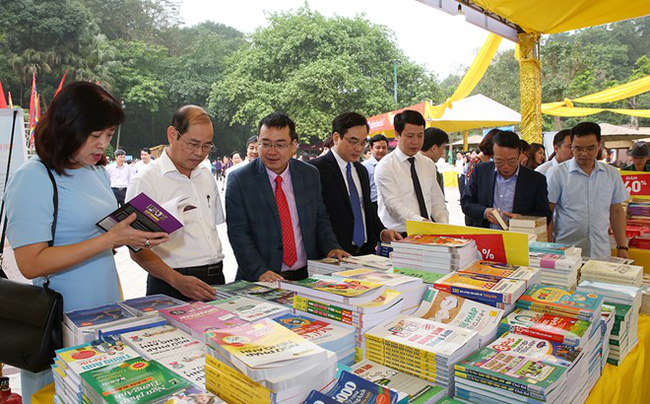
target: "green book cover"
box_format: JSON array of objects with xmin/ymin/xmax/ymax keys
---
[
  {"xmin": 80, "ymin": 358, "xmax": 191, "ymax": 404},
  {"xmin": 393, "ymin": 268, "xmax": 447, "ymax": 284}
]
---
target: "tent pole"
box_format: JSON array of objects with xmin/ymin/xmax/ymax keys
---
[
  {"xmin": 463, "ymin": 131, "xmax": 469, "ymax": 152},
  {"xmin": 518, "ymin": 32, "xmax": 542, "ymax": 144}
]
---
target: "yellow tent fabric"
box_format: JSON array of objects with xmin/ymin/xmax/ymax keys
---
[
  {"xmin": 542, "ymin": 106, "xmax": 650, "ymax": 118},
  {"xmin": 543, "ymin": 75, "xmax": 650, "ymax": 110},
  {"xmin": 472, "ymin": 0, "xmax": 650, "ymax": 35},
  {"xmin": 428, "ymin": 33, "xmax": 502, "ymax": 119}
]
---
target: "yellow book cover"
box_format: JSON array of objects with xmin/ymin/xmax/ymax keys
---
[{"xmin": 205, "ymin": 365, "xmax": 271, "ymax": 403}]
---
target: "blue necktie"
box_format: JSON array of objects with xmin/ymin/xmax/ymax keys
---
[{"xmin": 347, "ymin": 163, "xmax": 365, "ymax": 247}]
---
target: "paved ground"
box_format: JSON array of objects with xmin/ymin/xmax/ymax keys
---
[{"xmin": 2, "ymin": 180, "xmax": 466, "ymax": 396}]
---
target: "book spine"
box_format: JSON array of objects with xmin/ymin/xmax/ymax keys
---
[
  {"xmin": 507, "ymin": 324, "xmax": 567, "ymax": 345},
  {"xmin": 454, "ymin": 366, "xmax": 547, "ymax": 396},
  {"xmin": 517, "ymin": 302, "xmax": 591, "ymax": 320},
  {"xmin": 455, "ymin": 371, "xmax": 547, "ymax": 401},
  {"xmin": 434, "ymin": 284, "xmax": 505, "ymax": 304}
]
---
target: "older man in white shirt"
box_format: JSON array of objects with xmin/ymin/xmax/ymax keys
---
[
  {"xmin": 127, "ymin": 105, "xmax": 225, "ymax": 301},
  {"xmin": 375, "ymin": 110, "xmax": 448, "ymax": 234}
]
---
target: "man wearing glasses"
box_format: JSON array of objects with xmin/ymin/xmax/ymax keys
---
[
  {"xmin": 547, "ymin": 122, "xmax": 629, "ymax": 258},
  {"xmin": 461, "ymin": 131, "xmax": 552, "ymax": 230},
  {"xmin": 310, "ymin": 112, "xmax": 402, "ymax": 256},
  {"xmin": 126, "ymin": 105, "xmax": 225, "ymax": 300},
  {"xmin": 226, "ymin": 112, "xmax": 349, "ymax": 282}
]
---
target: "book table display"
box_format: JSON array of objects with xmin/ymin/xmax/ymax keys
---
[{"xmin": 27, "ymin": 238, "xmax": 650, "ymax": 404}]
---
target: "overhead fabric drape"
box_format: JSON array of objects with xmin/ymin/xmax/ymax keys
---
[
  {"xmin": 542, "ymin": 106, "xmax": 650, "ymax": 118},
  {"xmin": 428, "ymin": 33, "xmax": 502, "ymax": 120}
]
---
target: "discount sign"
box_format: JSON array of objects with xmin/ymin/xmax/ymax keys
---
[{"xmin": 620, "ymin": 171, "xmax": 650, "ymax": 199}]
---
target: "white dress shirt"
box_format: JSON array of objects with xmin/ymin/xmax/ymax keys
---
[
  {"xmin": 106, "ymin": 162, "xmax": 132, "ymax": 188},
  {"xmin": 535, "ymin": 157, "xmax": 560, "ymax": 176},
  {"xmin": 331, "ymin": 149, "xmax": 366, "ymax": 244},
  {"xmin": 362, "ymin": 155, "xmax": 379, "ymax": 202},
  {"xmin": 126, "ymin": 149, "xmax": 225, "ymax": 268},
  {"xmin": 375, "ymin": 147, "xmax": 449, "ymax": 232},
  {"xmin": 223, "ymin": 159, "xmax": 250, "ymax": 191},
  {"xmin": 132, "ymin": 160, "xmax": 152, "ymax": 177}
]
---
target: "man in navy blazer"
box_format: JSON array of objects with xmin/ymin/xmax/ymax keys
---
[
  {"xmin": 226, "ymin": 112, "xmax": 348, "ymax": 282},
  {"xmin": 461, "ymin": 130, "xmax": 552, "ymax": 229},
  {"xmin": 310, "ymin": 112, "xmax": 402, "ymax": 256}
]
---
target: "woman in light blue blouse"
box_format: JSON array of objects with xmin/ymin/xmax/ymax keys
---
[{"xmin": 4, "ymin": 82, "xmax": 169, "ymax": 400}]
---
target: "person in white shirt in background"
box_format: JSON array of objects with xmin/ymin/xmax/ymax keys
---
[
  {"xmin": 375, "ymin": 110, "xmax": 449, "ymax": 235},
  {"xmin": 127, "ymin": 105, "xmax": 226, "ymax": 301},
  {"xmin": 362, "ymin": 134, "xmax": 389, "ymax": 210},
  {"xmin": 106, "ymin": 149, "xmax": 132, "ymax": 206},
  {"xmin": 222, "ymin": 136, "xmax": 259, "ymax": 191},
  {"xmin": 132, "ymin": 147, "xmax": 153, "ymax": 176},
  {"xmin": 420, "ymin": 127, "xmax": 449, "ymax": 196},
  {"xmin": 536, "ymin": 129, "xmax": 572, "ymax": 177}
]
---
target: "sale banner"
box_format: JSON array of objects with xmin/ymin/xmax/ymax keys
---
[
  {"xmin": 405, "ymin": 221, "xmax": 530, "ymax": 266},
  {"xmin": 620, "ymin": 170, "xmax": 650, "ymax": 200}
]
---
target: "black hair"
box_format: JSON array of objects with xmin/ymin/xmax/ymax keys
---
[
  {"xmin": 571, "ymin": 122, "xmax": 601, "ymax": 143},
  {"xmin": 393, "ymin": 110, "xmax": 425, "ymax": 135},
  {"xmin": 246, "ymin": 135, "xmax": 258, "ymax": 148},
  {"xmin": 422, "ymin": 127, "xmax": 449, "ymax": 151},
  {"xmin": 35, "ymin": 81, "xmax": 125, "ymax": 175},
  {"xmin": 258, "ymin": 112, "xmax": 297, "ymax": 141},
  {"xmin": 493, "ymin": 130, "xmax": 522, "ymax": 151},
  {"xmin": 553, "ymin": 129, "xmax": 571, "ymax": 148},
  {"xmin": 140, "ymin": 147, "xmax": 151, "ymax": 154},
  {"xmin": 479, "ymin": 129, "xmax": 500, "ymax": 156},
  {"xmin": 231, "ymin": 151, "xmax": 241, "ymax": 159},
  {"xmin": 332, "ymin": 112, "xmax": 369, "ymax": 138},
  {"xmin": 369, "ymin": 134, "xmax": 388, "ymax": 148},
  {"xmin": 114, "ymin": 149, "xmax": 126, "ymax": 156}
]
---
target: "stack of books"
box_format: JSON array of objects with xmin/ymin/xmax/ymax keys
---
[
  {"xmin": 600, "ymin": 304, "xmax": 617, "ymax": 370},
  {"xmin": 204, "ymin": 318, "xmax": 337, "ymax": 403},
  {"xmin": 339, "ymin": 254, "xmax": 393, "ymax": 271},
  {"xmin": 454, "ymin": 345, "xmax": 569, "ymax": 403},
  {"xmin": 117, "ymin": 294, "xmax": 185, "ymax": 316},
  {"xmin": 642, "ymin": 274, "xmax": 650, "ymax": 315},
  {"xmin": 365, "ymin": 316, "xmax": 480, "ymax": 396},
  {"xmin": 214, "ymin": 281, "xmax": 295, "ymax": 306},
  {"xmin": 508, "ymin": 216, "xmax": 548, "ymax": 242},
  {"xmin": 391, "ymin": 235, "xmax": 479, "ymax": 282},
  {"xmin": 63, "ymin": 302, "xmax": 165, "ymax": 346},
  {"xmin": 331, "ymin": 268, "xmax": 427, "ymax": 312},
  {"xmin": 52, "ymin": 337, "xmax": 140, "ymax": 402},
  {"xmin": 158, "ymin": 301, "xmax": 247, "ymax": 342},
  {"xmin": 308, "ymin": 257, "xmax": 344, "ymax": 275},
  {"xmin": 529, "ymin": 241, "xmax": 582, "ymax": 257},
  {"xmin": 349, "ymin": 359, "xmax": 446, "ymax": 403},
  {"xmin": 528, "ymin": 252, "xmax": 581, "ymax": 287},
  {"xmin": 456, "ymin": 261, "xmax": 542, "ymax": 288},
  {"xmin": 577, "ymin": 280, "xmax": 642, "ymax": 366},
  {"xmin": 272, "ymin": 312, "xmax": 356, "ymax": 365},
  {"xmin": 304, "ymin": 370, "xmax": 408, "ymax": 403},
  {"xmin": 80, "ymin": 357, "xmax": 193, "ymax": 403},
  {"xmin": 208, "ymin": 296, "xmax": 290, "ymax": 322},
  {"xmin": 433, "ymin": 272, "xmax": 526, "ymax": 311},
  {"xmin": 413, "ymin": 287, "xmax": 504, "ymax": 347},
  {"xmin": 580, "ymin": 260, "xmax": 644, "ymax": 287},
  {"xmin": 281, "ymin": 277, "xmax": 402, "ymax": 361}
]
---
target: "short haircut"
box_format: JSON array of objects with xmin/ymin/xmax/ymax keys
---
[
  {"xmin": 258, "ymin": 112, "xmax": 297, "ymax": 142},
  {"xmin": 393, "ymin": 110, "xmax": 425, "ymax": 135},
  {"xmin": 553, "ymin": 129, "xmax": 571, "ymax": 147},
  {"xmin": 493, "ymin": 130, "xmax": 522, "ymax": 151},
  {"xmin": 332, "ymin": 112, "xmax": 369, "ymax": 138},
  {"xmin": 479, "ymin": 129, "xmax": 500, "ymax": 156},
  {"xmin": 140, "ymin": 147, "xmax": 151, "ymax": 154},
  {"xmin": 246, "ymin": 135, "xmax": 258, "ymax": 148},
  {"xmin": 520, "ymin": 139, "xmax": 531, "ymax": 154},
  {"xmin": 231, "ymin": 151, "xmax": 241, "ymax": 159},
  {"xmin": 571, "ymin": 122, "xmax": 601, "ymax": 143},
  {"xmin": 171, "ymin": 105, "xmax": 212, "ymax": 136},
  {"xmin": 422, "ymin": 127, "xmax": 449, "ymax": 151},
  {"xmin": 114, "ymin": 149, "xmax": 126, "ymax": 156},
  {"xmin": 369, "ymin": 134, "xmax": 388, "ymax": 148},
  {"xmin": 35, "ymin": 82, "xmax": 125, "ymax": 175}
]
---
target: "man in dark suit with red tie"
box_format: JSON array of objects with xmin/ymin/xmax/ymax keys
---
[
  {"xmin": 226, "ymin": 112, "xmax": 349, "ymax": 282},
  {"xmin": 310, "ymin": 112, "xmax": 402, "ymax": 256}
]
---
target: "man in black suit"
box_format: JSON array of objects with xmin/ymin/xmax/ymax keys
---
[
  {"xmin": 461, "ymin": 130, "xmax": 552, "ymax": 229},
  {"xmin": 310, "ymin": 112, "xmax": 402, "ymax": 256}
]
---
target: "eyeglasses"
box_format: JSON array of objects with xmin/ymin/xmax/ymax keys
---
[
  {"xmin": 494, "ymin": 158, "xmax": 519, "ymax": 166},
  {"xmin": 175, "ymin": 130, "xmax": 216, "ymax": 153},
  {"xmin": 572, "ymin": 145, "xmax": 598, "ymax": 154},
  {"xmin": 259, "ymin": 141, "xmax": 294, "ymax": 150},
  {"xmin": 344, "ymin": 137, "xmax": 368, "ymax": 148}
]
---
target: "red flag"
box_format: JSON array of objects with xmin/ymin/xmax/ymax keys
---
[
  {"xmin": 0, "ymin": 80, "xmax": 7, "ymax": 108},
  {"xmin": 54, "ymin": 69, "xmax": 68, "ymax": 97},
  {"xmin": 8, "ymin": 91, "xmax": 13, "ymax": 109}
]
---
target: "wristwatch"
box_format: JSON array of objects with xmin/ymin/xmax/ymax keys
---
[{"xmin": 616, "ymin": 245, "xmax": 629, "ymax": 251}]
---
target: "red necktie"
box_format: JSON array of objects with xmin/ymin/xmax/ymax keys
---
[{"xmin": 275, "ymin": 176, "xmax": 297, "ymax": 267}]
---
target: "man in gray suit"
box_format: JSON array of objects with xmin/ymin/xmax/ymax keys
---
[{"xmin": 226, "ymin": 112, "xmax": 349, "ymax": 282}]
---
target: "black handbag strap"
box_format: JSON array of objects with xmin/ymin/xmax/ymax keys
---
[{"xmin": 0, "ymin": 110, "xmax": 58, "ymax": 285}]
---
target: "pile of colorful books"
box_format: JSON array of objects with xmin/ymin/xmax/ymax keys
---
[
  {"xmin": 158, "ymin": 301, "xmax": 247, "ymax": 343},
  {"xmin": 457, "ymin": 261, "xmax": 542, "ymax": 288},
  {"xmin": 413, "ymin": 287, "xmax": 504, "ymax": 347},
  {"xmin": 208, "ymin": 295, "xmax": 290, "ymax": 322},
  {"xmin": 508, "ymin": 215, "xmax": 548, "ymax": 242},
  {"xmin": 433, "ymin": 272, "xmax": 526, "ymax": 311},
  {"xmin": 204, "ymin": 318, "xmax": 337, "ymax": 403},
  {"xmin": 213, "ymin": 280, "xmax": 295, "ymax": 306},
  {"xmin": 529, "ymin": 241, "xmax": 582, "ymax": 257},
  {"xmin": 391, "ymin": 235, "xmax": 479, "ymax": 282},
  {"xmin": 580, "ymin": 260, "xmax": 644, "ymax": 287},
  {"xmin": 364, "ymin": 316, "xmax": 480, "ymax": 396},
  {"xmin": 280, "ymin": 276, "xmax": 403, "ymax": 361},
  {"xmin": 304, "ymin": 370, "xmax": 409, "ymax": 403},
  {"xmin": 642, "ymin": 274, "xmax": 650, "ymax": 315},
  {"xmin": 528, "ymin": 251, "xmax": 581, "ymax": 287}
]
